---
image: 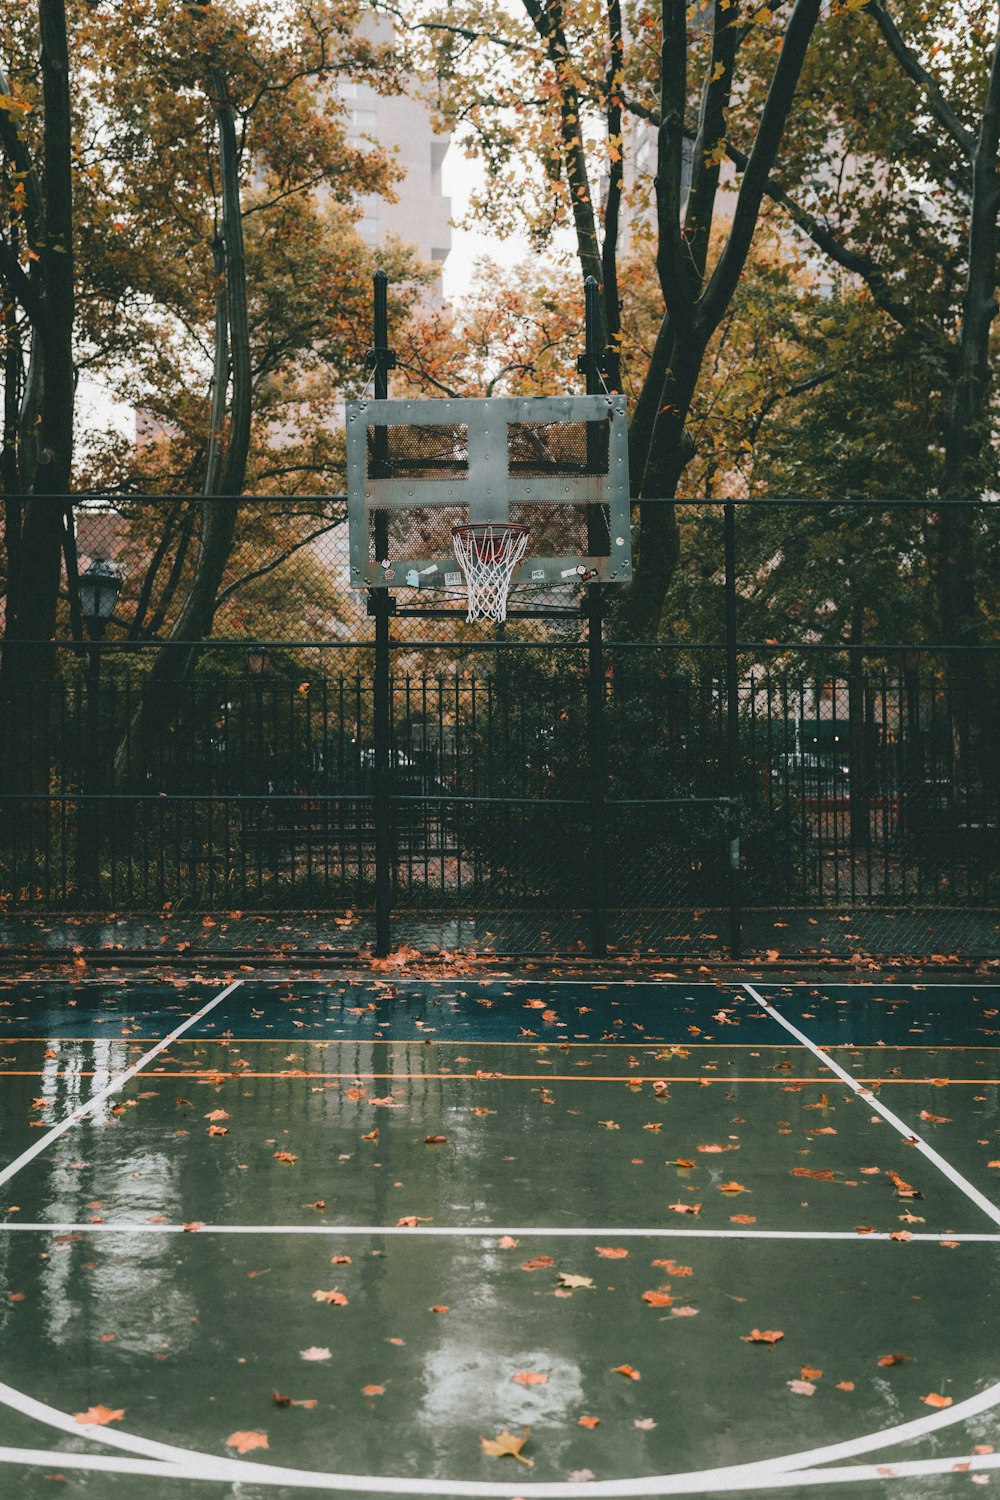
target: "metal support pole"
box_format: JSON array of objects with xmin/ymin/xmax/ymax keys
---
[
  {"xmin": 368, "ymin": 270, "xmax": 396, "ymax": 957},
  {"xmin": 723, "ymin": 503, "xmax": 742, "ymax": 959},
  {"xmin": 75, "ymin": 630, "xmax": 103, "ymax": 898},
  {"xmin": 580, "ymin": 275, "xmax": 609, "ymax": 955},
  {"xmin": 586, "ymin": 584, "xmax": 609, "ymax": 957}
]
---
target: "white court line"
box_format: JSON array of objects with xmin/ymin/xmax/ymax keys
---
[
  {"xmin": 0, "ymin": 980, "xmax": 242, "ymax": 1192},
  {"xmin": 0, "ymin": 1371, "xmax": 999, "ymax": 1494},
  {"xmin": 0, "ymin": 1221, "xmax": 998, "ymax": 1242},
  {"xmin": 0, "ymin": 1447, "xmax": 998, "ymax": 1492},
  {"xmin": 743, "ymin": 983, "xmax": 1000, "ymax": 1229}
]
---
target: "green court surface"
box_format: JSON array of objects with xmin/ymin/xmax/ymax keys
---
[{"xmin": 0, "ymin": 975, "xmax": 998, "ymax": 1497}]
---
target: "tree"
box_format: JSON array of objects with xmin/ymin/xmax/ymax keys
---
[{"xmin": 397, "ymin": 0, "xmax": 823, "ymax": 634}]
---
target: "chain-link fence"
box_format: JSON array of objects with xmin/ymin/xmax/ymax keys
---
[{"xmin": 0, "ymin": 496, "xmax": 997, "ymax": 959}]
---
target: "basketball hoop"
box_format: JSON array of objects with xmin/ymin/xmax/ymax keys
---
[{"xmin": 452, "ymin": 522, "xmax": 529, "ymax": 623}]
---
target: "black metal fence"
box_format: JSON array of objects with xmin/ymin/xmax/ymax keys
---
[{"xmin": 1, "ymin": 496, "xmax": 997, "ymax": 959}]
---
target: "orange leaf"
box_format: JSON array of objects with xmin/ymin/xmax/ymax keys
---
[
  {"xmin": 430, "ymin": 1304, "xmax": 449, "ymax": 1313},
  {"xmin": 578, "ymin": 1414, "xmax": 600, "ymax": 1428},
  {"xmin": 641, "ymin": 1290, "xmax": 672, "ymax": 1306},
  {"xmin": 361, "ymin": 1384, "xmax": 385, "ymax": 1396},
  {"xmin": 836, "ymin": 1381, "xmax": 855, "ymax": 1391},
  {"xmin": 801, "ymin": 1365, "xmax": 823, "ymax": 1380},
  {"xmin": 730, "ymin": 1214, "xmax": 757, "ymax": 1224},
  {"xmin": 877, "ymin": 1353, "xmax": 905, "ymax": 1366},
  {"xmin": 208, "ymin": 1125, "xmax": 229, "ymax": 1136},
  {"xmin": 312, "ymin": 1289, "xmax": 348, "ymax": 1306},
  {"xmin": 360, "ymin": 1129, "xmax": 379, "ymax": 1141},
  {"xmin": 595, "ymin": 1246, "xmax": 628, "ymax": 1259},
  {"xmin": 512, "ymin": 1371, "xmax": 548, "ymax": 1386},
  {"xmin": 424, "ymin": 1135, "xmax": 448, "ymax": 1144},
  {"xmin": 226, "ymin": 1430, "xmax": 269, "ymax": 1454},
  {"xmin": 205, "ymin": 1109, "xmax": 230, "ymax": 1121},
  {"xmin": 742, "ymin": 1329, "xmax": 783, "ymax": 1344},
  {"xmin": 921, "ymin": 1392, "xmax": 952, "ymax": 1408},
  {"xmin": 396, "ymin": 1216, "xmax": 432, "ymax": 1227},
  {"xmin": 520, "ymin": 1255, "xmax": 555, "ymax": 1271},
  {"xmin": 74, "ymin": 1405, "xmax": 124, "ymax": 1426},
  {"xmin": 652, "ymin": 1259, "xmax": 692, "ymax": 1275},
  {"xmin": 274, "ymin": 1152, "xmax": 298, "ymax": 1164},
  {"xmin": 330, "ymin": 1254, "xmax": 352, "ymax": 1264},
  {"xmin": 718, "ymin": 1181, "xmax": 747, "ymax": 1194},
  {"xmin": 498, "ymin": 1235, "xmax": 519, "ymax": 1248},
  {"xmin": 613, "ymin": 1364, "xmax": 641, "ymax": 1380},
  {"xmin": 668, "ymin": 1202, "xmax": 701, "ymax": 1215}
]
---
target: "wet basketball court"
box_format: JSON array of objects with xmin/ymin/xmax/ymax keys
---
[{"xmin": 0, "ymin": 972, "xmax": 997, "ymax": 1496}]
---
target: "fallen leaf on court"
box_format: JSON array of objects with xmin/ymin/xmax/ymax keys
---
[
  {"xmin": 430, "ymin": 1304, "xmax": 449, "ymax": 1313},
  {"xmin": 598, "ymin": 1120, "xmax": 620, "ymax": 1130},
  {"xmin": 305, "ymin": 1200, "xmax": 327, "ymax": 1210},
  {"xmin": 521, "ymin": 1255, "xmax": 555, "ymax": 1271},
  {"xmin": 300, "ymin": 1347, "xmax": 331, "ymax": 1361},
  {"xmin": 801, "ymin": 1365, "xmax": 823, "ymax": 1380},
  {"xmin": 568, "ymin": 1470, "xmax": 595, "ymax": 1481},
  {"xmin": 330, "ymin": 1255, "xmax": 352, "ymax": 1264},
  {"xmin": 670, "ymin": 1306, "xmax": 699, "ymax": 1316},
  {"xmin": 667, "ymin": 1158, "xmax": 696, "ymax": 1168},
  {"xmin": 205, "ymin": 1109, "xmax": 230, "ymax": 1121},
  {"xmin": 787, "ymin": 1379, "xmax": 816, "ymax": 1396},
  {"xmin": 74, "ymin": 1405, "xmax": 124, "ymax": 1426},
  {"xmin": 596, "ymin": 1246, "xmax": 629, "ymax": 1259},
  {"xmin": 613, "ymin": 1364, "xmax": 641, "ymax": 1380},
  {"xmin": 274, "ymin": 1152, "xmax": 298, "ymax": 1164},
  {"xmin": 918, "ymin": 1111, "xmax": 950, "ymax": 1123},
  {"xmin": 634, "ymin": 1417, "xmax": 656, "ymax": 1429},
  {"xmin": 921, "ymin": 1393, "xmax": 952, "ymax": 1408},
  {"xmin": 641, "ymin": 1290, "xmax": 672, "ymax": 1306},
  {"xmin": 974, "ymin": 1445, "xmax": 995, "ymax": 1455},
  {"xmin": 669, "ymin": 1202, "xmax": 701, "ymax": 1215},
  {"xmin": 424, "ymin": 1135, "xmax": 448, "ymax": 1144},
  {"xmin": 890, "ymin": 1231, "xmax": 912, "ymax": 1242},
  {"xmin": 803, "ymin": 1094, "xmax": 830, "ymax": 1110},
  {"xmin": 469, "ymin": 1107, "xmax": 495, "ymax": 1116},
  {"xmin": 362, "ymin": 1384, "xmax": 385, "ymax": 1396},
  {"xmin": 652, "ymin": 1259, "xmax": 692, "ymax": 1275},
  {"xmin": 988, "ymin": 1160, "xmax": 1000, "ymax": 1169},
  {"xmin": 642, "ymin": 1123, "xmax": 662, "ymax": 1132},
  {"xmin": 718, "ymin": 1182, "xmax": 748, "ymax": 1194},
  {"xmin": 512, "ymin": 1372, "xmax": 548, "ymax": 1386},
  {"xmin": 498, "ymin": 1235, "xmax": 519, "ymax": 1248},
  {"xmin": 697, "ymin": 1144, "xmax": 729, "ymax": 1153},
  {"xmin": 558, "ymin": 1273, "xmax": 595, "ymax": 1289},
  {"xmin": 396, "ymin": 1216, "xmax": 432, "ymax": 1227},
  {"xmin": 939, "ymin": 1240, "xmax": 960, "ymax": 1248},
  {"xmin": 226, "ymin": 1431, "xmax": 269, "ymax": 1453},
  {"xmin": 578, "ymin": 1415, "xmax": 600, "ymax": 1428},
  {"xmin": 312, "ymin": 1289, "xmax": 348, "ymax": 1306},
  {"xmin": 480, "ymin": 1428, "xmax": 533, "ymax": 1466},
  {"xmin": 791, "ymin": 1167, "xmax": 836, "ymax": 1181},
  {"xmin": 877, "ymin": 1353, "xmax": 905, "ymax": 1367},
  {"xmin": 360, "ymin": 1129, "xmax": 379, "ymax": 1141},
  {"xmin": 836, "ymin": 1382, "xmax": 855, "ymax": 1391},
  {"xmin": 272, "ymin": 1391, "xmax": 317, "ymax": 1408},
  {"xmin": 182, "ymin": 1221, "xmax": 204, "ymax": 1233},
  {"xmin": 742, "ymin": 1330, "xmax": 784, "ymax": 1344},
  {"xmin": 730, "ymin": 1214, "xmax": 757, "ymax": 1224},
  {"xmin": 208, "ymin": 1125, "xmax": 229, "ymax": 1136},
  {"xmin": 855, "ymin": 1225, "xmax": 877, "ymax": 1234}
]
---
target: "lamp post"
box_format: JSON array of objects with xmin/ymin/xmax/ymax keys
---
[{"xmin": 76, "ymin": 559, "xmax": 122, "ymax": 898}]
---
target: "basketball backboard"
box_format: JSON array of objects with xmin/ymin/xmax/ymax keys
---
[{"xmin": 345, "ymin": 393, "xmax": 631, "ymax": 600}]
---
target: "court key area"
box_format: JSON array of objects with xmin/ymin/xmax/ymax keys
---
[{"xmin": 0, "ymin": 973, "xmax": 998, "ymax": 1497}]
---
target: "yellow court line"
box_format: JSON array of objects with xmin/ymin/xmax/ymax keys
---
[{"xmin": 0, "ymin": 1070, "xmax": 997, "ymax": 1084}]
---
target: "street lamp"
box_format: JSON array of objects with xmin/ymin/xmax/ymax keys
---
[
  {"xmin": 76, "ymin": 559, "xmax": 123, "ymax": 898},
  {"xmin": 246, "ymin": 642, "xmax": 269, "ymax": 678},
  {"xmin": 79, "ymin": 558, "xmax": 123, "ymax": 639}
]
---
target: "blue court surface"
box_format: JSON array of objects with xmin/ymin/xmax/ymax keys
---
[{"xmin": 0, "ymin": 972, "xmax": 997, "ymax": 1497}]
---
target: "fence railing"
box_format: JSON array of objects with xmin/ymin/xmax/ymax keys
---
[{"xmin": 1, "ymin": 495, "xmax": 997, "ymax": 957}]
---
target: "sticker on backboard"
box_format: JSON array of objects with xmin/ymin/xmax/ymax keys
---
[
  {"xmin": 444, "ymin": 571, "xmax": 462, "ymax": 587},
  {"xmin": 530, "ymin": 568, "xmax": 545, "ymax": 581}
]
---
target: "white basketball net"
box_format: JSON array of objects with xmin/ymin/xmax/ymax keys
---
[{"xmin": 452, "ymin": 523, "xmax": 529, "ymax": 623}]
